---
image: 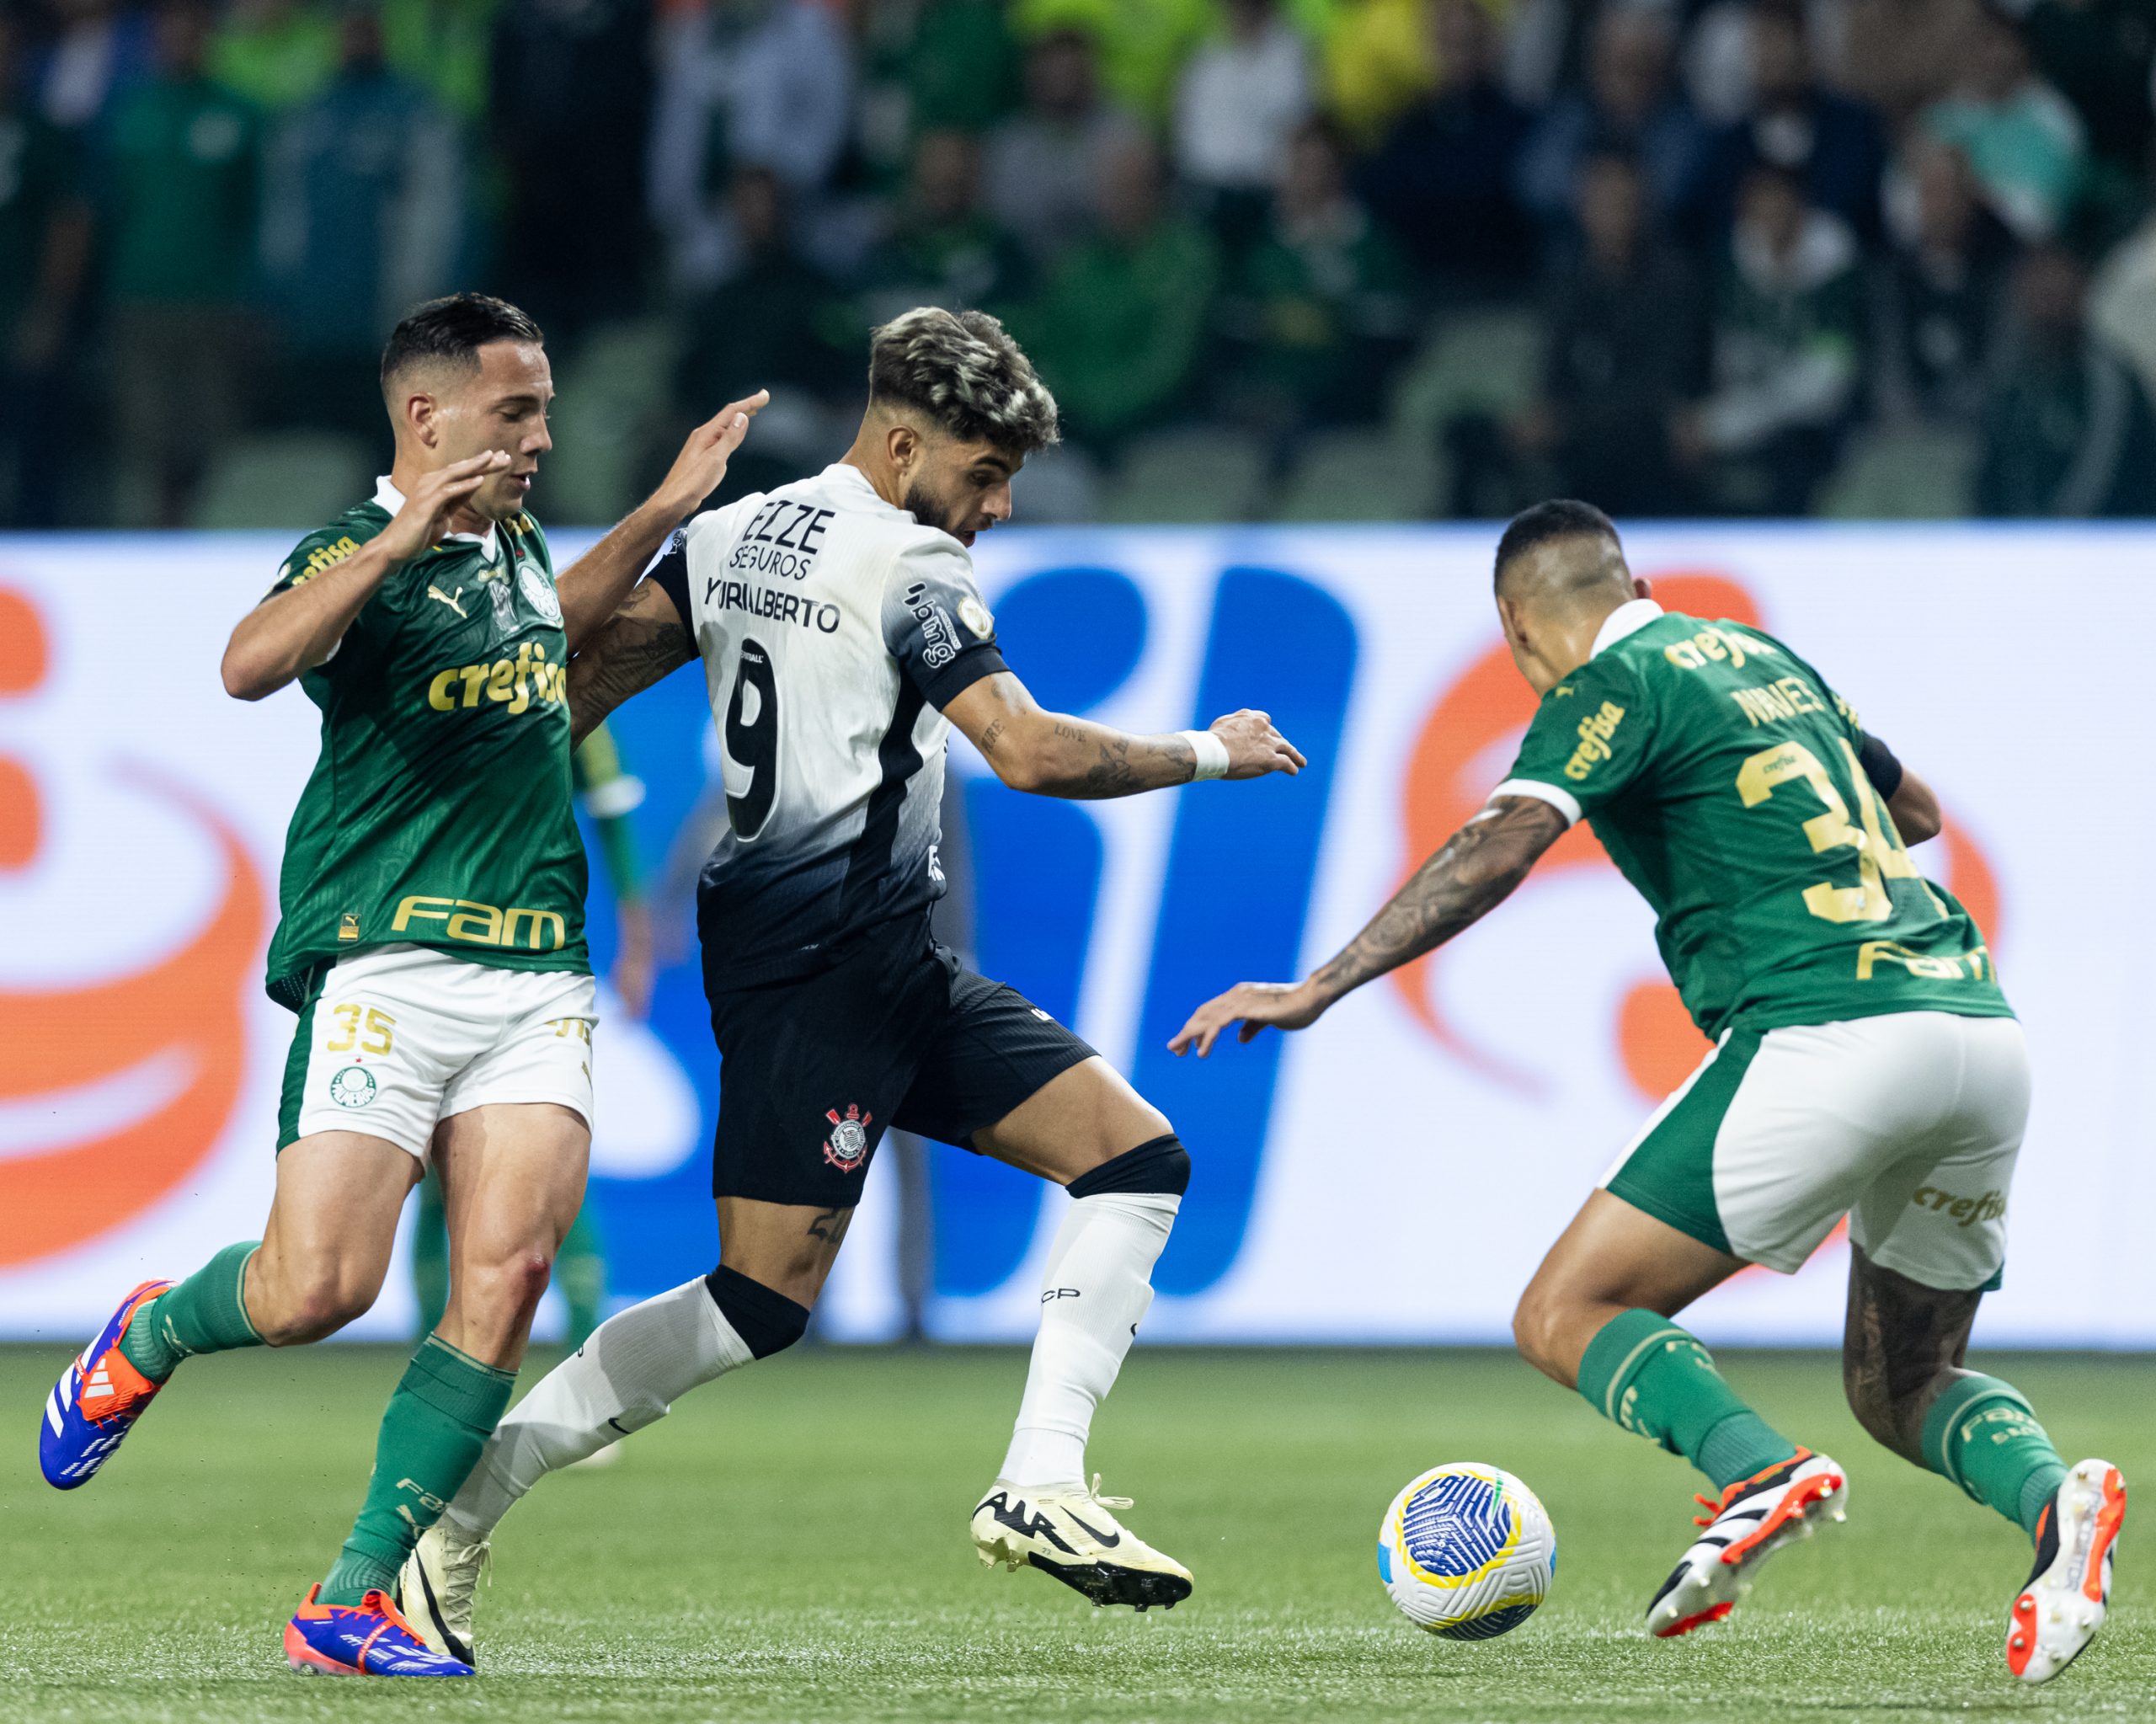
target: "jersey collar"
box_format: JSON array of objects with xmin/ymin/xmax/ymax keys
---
[
  {"xmin": 1592, "ymin": 597, "xmax": 1664, "ymax": 658},
  {"xmin": 373, "ymin": 476, "xmax": 501, "ymax": 563},
  {"xmin": 825, "ymin": 460, "xmax": 910, "ymax": 520}
]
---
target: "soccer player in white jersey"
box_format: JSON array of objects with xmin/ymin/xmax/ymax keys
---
[{"xmin": 396, "ymin": 307, "xmax": 1305, "ymax": 1660}]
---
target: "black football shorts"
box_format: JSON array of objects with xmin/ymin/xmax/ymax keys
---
[{"xmin": 703, "ymin": 912, "xmax": 1097, "ymax": 1208}]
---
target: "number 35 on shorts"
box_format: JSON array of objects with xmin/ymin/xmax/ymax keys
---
[{"xmin": 324, "ymin": 1004, "xmax": 396, "ymax": 1055}]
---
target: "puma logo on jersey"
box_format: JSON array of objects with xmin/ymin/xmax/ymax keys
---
[{"xmin": 427, "ymin": 584, "xmax": 468, "ymax": 619}]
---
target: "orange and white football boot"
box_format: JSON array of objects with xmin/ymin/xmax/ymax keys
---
[{"xmin": 1646, "ymin": 1448, "xmax": 1848, "ymax": 1637}]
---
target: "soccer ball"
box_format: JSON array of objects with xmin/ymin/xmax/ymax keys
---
[{"xmin": 1376, "ymin": 1462, "xmax": 1556, "ymax": 1640}]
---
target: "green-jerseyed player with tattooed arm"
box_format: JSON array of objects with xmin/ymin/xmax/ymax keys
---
[
  {"xmin": 38, "ymin": 292, "xmax": 766, "ymax": 1679},
  {"xmin": 1175, "ymin": 500, "xmax": 2125, "ymax": 1685}
]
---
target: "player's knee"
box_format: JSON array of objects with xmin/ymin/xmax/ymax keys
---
[
  {"xmin": 263, "ymin": 1262, "xmax": 378, "ymax": 1345},
  {"xmin": 1067, "ymin": 1134, "xmax": 1190, "ymax": 1200},
  {"xmin": 705, "ymin": 1263, "xmax": 811, "ymax": 1359},
  {"xmin": 443, "ymin": 1247, "xmax": 558, "ymax": 1350},
  {"xmin": 1509, "ymin": 1287, "xmax": 1573, "ymax": 1386}
]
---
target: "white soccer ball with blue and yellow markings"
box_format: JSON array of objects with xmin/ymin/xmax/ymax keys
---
[{"xmin": 1377, "ymin": 1462, "xmax": 1555, "ymax": 1640}]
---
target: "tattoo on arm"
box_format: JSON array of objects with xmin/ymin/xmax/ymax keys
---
[
  {"xmin": 806, "ymin": 1207, "xmax": 853, "ymax": 1245},
  {"xmin": 1055, "ymin": 722, "xmax": 1193, "ymax": 799},
  {"xmin": 1310, "ymin": 798, "xmax": 1567, "ymax": 999},
  {"xmin": 566, "ymin": 586, "xmax": 692, "ymax": 744},
  {"xmin": 979, "ymin": 719, "xmax": 1004, "ymax": 759}
]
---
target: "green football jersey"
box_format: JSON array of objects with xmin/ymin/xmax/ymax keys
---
[
  {"xmin": 260, "ymin": 486, "xmax": 590, "ymax": 1008},
  {"xmin": 1498, "ymin": 602, "xmax": 2009, "ymax": 1038}
]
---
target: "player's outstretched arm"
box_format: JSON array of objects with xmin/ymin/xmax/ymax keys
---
[
  {"xmin": 220, "ymin": 451, "xmax": 510, "ymax": 700},
  {"xmin": 554, "ymin": 391, "xmax": 766, "ymax": 649},
  {"xmin": 943, "ymin": 670, "xmax": 1305, "ymax": 800},
  {"xmin": 1168, "ymin": 794, "xmax": 1568, "ymax": 1057},
  {"xmin": 565, "ymin": 577, "xmax": 696, "ymax": 746}
]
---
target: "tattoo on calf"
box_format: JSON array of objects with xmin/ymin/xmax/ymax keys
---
[
  {"xmin": 806, "ymin": 1207, "xmax": 852, "ymax": 1245},
  {"xmin": 1842, "ymin": 1246, "xmax": 1981, "ymax": 1452}
]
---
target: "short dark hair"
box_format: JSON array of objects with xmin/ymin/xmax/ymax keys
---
[
  {"xmin": 381, "ymin": 294, "xmax": 543, "ymax": 391},
  {"xmin": 867, "ymin": 307, "xmax": 1061, "ymax": 455},
  {"xmin": 1493, "ymin": 499, "xmax": 1620, "ymax": 589}
]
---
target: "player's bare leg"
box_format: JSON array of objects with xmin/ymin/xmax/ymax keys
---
[
  {"xmin": 966, "ymin": 1058, "xmax": 1194, "ymax": 1609},
  {"xmin": 251, "ymin": 1134, "xmax": 422, "ymax": 1342},
  {"xmin": 1513, "ymin": 1192, "xmax": 1848, "ymax": 1638},
  {"xmin": 43, "ymin": 1131, "xmax": 416, "ymax": 1493},
  {"xmin": 1841, "ymin": 1248, "xmax": 2119, "ymax": 1684}
]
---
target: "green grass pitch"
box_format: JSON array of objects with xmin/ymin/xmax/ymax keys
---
[{"xmin": 7, "ymin": 1342, "xmax": 2150, "ymax": 1721}]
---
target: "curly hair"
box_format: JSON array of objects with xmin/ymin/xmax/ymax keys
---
[{"xmin": 867, "ymin": 307, "xmax": 1061, "ymax": 455}]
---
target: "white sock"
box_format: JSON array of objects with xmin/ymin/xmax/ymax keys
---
[
  {"xmin": 998, "ymin": 1190, "xmax": 1179, "ymax": 1491},
  {"xmin": 446, "ymin": 1277, "xmax": 752, "ymax": 1539}
]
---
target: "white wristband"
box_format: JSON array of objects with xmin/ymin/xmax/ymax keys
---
[{"xmin": 1182, "ymin": 729, "xmax": 1230, "ymax": 782}]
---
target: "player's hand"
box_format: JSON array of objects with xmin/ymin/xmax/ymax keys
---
[
  {"xmin": 654, "ymin": 390, "xmax": 771, "ymax": 520},
  {"xmin": 376, "ymin": 451, "xmax": 512, "ymax": 565},
  {"xmin": 1209, "ymin": 710, "xmax": 1305, "ymax": 780},
  {"xmin": 1168, "ymin": 979, "xmax": 1326, "ymax": 1057}
]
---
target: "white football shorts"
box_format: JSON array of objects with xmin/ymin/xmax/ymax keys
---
[
  {"xmin": 1601, "ymin": 1010, "xmax": 2029, "ymax": 1290},
  {"xmin": 278, "ymin": 943, "xmax": 598, "ymax": 1161}
]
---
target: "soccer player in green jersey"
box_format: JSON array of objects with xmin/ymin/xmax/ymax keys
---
[
  {"xmin": 39, "ymin": 293, "xmax": 766, "ymax": 1679},
  {"xmin": 411, "ymin": 723, "xmax": 653, "ymax": 1353},
  {"xmin": 1174, "ymin": 500, "xmax": 2125, "ymax": 1684}
]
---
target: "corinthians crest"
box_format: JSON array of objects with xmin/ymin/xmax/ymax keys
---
[{"xmin": 823, "ymin": 1104, "xmax": 873, "ymax": 1172}]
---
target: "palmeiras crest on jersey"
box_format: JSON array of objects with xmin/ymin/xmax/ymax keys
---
[{"xmin": 823, "ymin": 1105, "xmax": 873, "ymax": 1172}]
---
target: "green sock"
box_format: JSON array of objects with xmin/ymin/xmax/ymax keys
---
[
  {"xmin": 412, "ymin": 1175, "xmax": 449, "ymax": 1338},
  {"xmin": 557, "ymin": 1204, "xmax": 607, "ymax": 1349},
  {"xmin": 320, "ymin": 1335, "xmax": 516, "ymax": 1606},
  {"xmin": 1921, "ymin": 1374, "xmax": 2068, "ymax": 1540},
  {"xmin": 1576, "ymin": 1308, "xmax": 1800, "ymax": 1492},
  {"xmin": 119, "ymin": 1241, "xmax": 264, "ymax": 1383}
]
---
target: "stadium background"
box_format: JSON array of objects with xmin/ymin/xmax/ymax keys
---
[
  {"xmin": 3, "ymin": 0, "xmax": 2153, "ymax": 1349},
  {"xmin": 5, "ymin": 532, "xmax": 2149, "ymax": 1349}
]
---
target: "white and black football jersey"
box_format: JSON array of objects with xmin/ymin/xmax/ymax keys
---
[{"xmin": 648, "ymin": 462, "xmax": 1007, "ymax": 990}]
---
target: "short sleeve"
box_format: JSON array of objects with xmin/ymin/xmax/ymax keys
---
[
  {"xmin": 270, "ymin": 525, "xmax": 369, "ymax": 599},
  {"xmin": 1493, "ymin": 654, "xmax": 1654, "ymax": 825},
  {"xmin": 645, "ymin": 530, "xmax": 693, "ymax": 626},
  {"xmin": 266, "ymin": 524, "xmax": 379, "ymax": 670},
  {"xmin": 882, "ymin": 536, "xmax": 1008, "ymax": 709}
]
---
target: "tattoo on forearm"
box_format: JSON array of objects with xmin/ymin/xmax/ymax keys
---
[
  {"xmin": 1311, "ymin": 798, "xmax": 1566, "ymax": 996},
  {"xmin": 1081, "ymin": 734, "xmax": 1139, "ymax": 798},
  {"xmin": 806, "ymin": 1207, "xmax": 853, "ymax": 1245},
  {"xmin": 566, "ymin": 596, "xmax": 691, "ymax": 740}
]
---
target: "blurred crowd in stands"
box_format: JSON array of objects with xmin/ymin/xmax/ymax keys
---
[{"xmin": 7, "ymin": 0, "xmax": 2156, "ymax": 528}]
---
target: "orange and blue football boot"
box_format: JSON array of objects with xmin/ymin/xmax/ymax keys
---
[
  {"xmin": 40, "ymin": 1279, "xmax": 173, "ymax": 1490},
  {"xmin": 285, "ymin": 1585, "xmax": 475, "ymax": 1677}
]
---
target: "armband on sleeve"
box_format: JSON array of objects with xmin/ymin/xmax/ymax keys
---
[
  {"xmin": 646, "ymin": 531, "xmax": 693, "ymax": 623},
  {"xmin": 1855, "ymin": 730, "xmax": 1903, "ymax": 801}
]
